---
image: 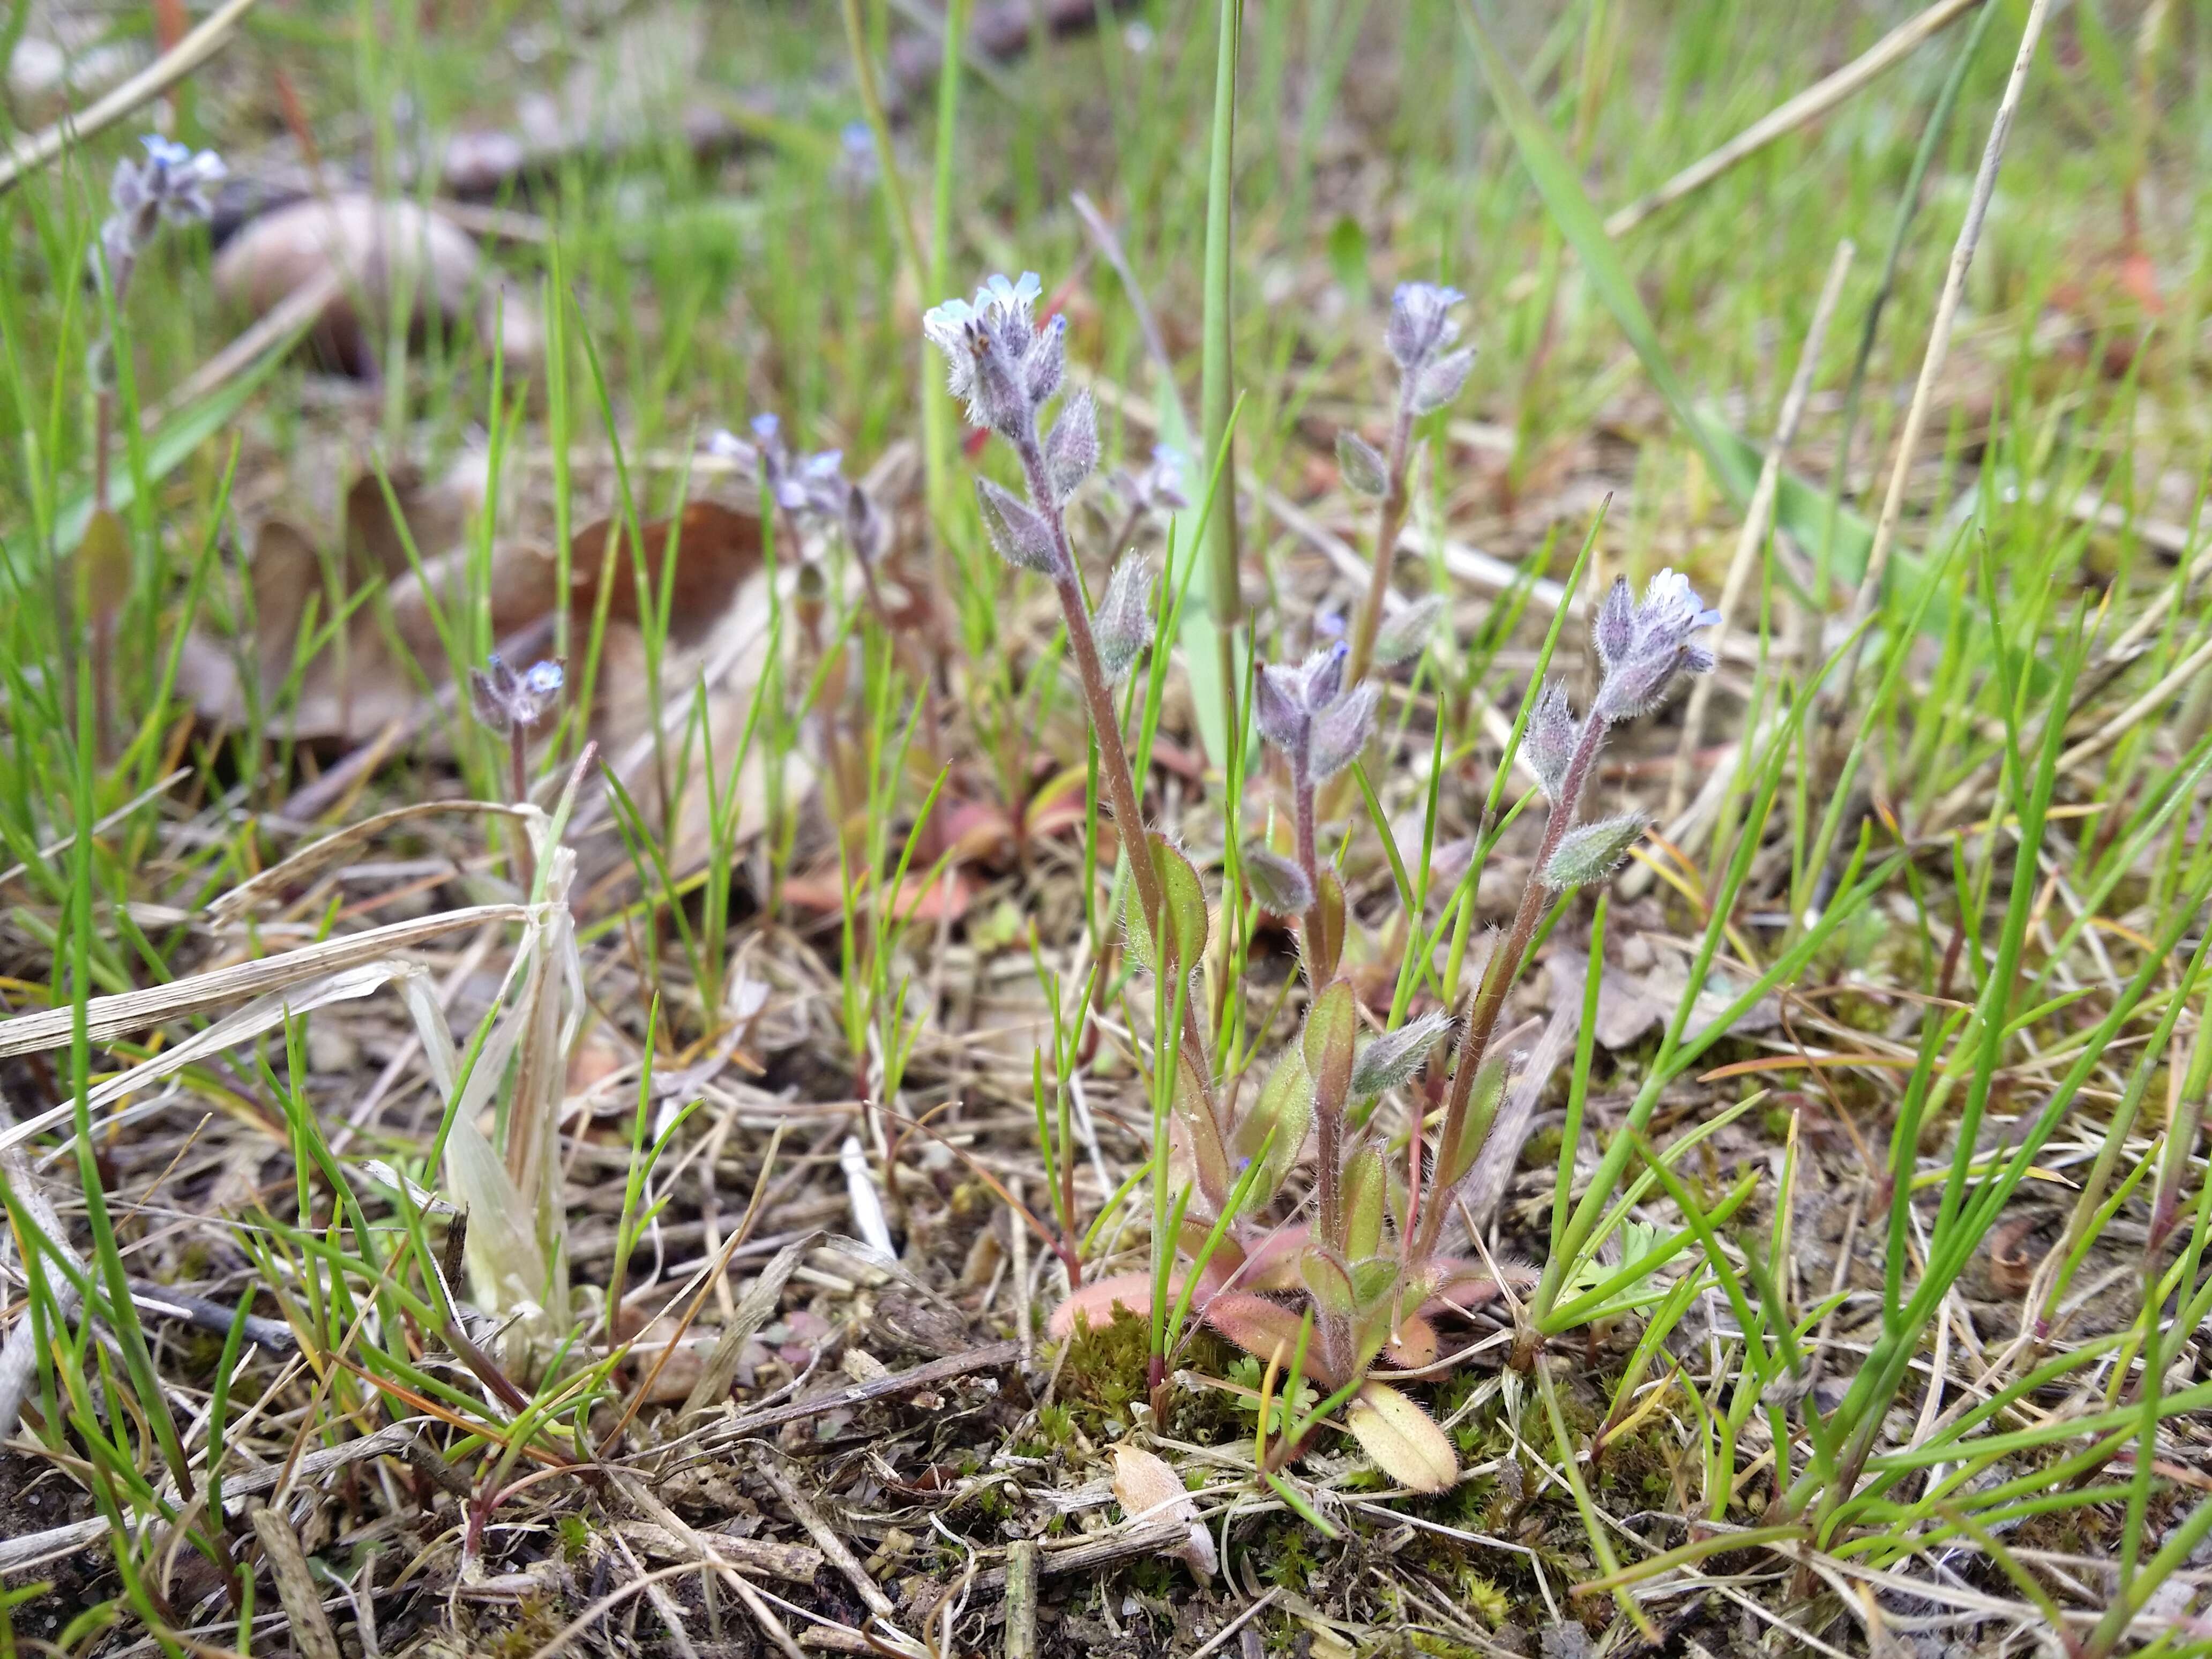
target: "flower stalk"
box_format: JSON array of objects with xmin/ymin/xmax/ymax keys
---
[
  {"xmin": 1418, "ymin": 571, "xmax": 1721, "ymax": 1262},
  {"xmin": 1343, "ymin": 283, "xmax": 1476, "ymax": 689},
  {"xmin": 924, "ymin": 274, "xmax": 1217, "ymax": 1102}
]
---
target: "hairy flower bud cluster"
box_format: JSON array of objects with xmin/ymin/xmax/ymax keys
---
[
  {"xmin": 1519, "ymin": 570, "xmax": 1721, "ymax": 888},
  {"xmin": 1590, "ymin": 570, "xmax": 1722, "ymax": 723},
  {"xmin": 1257, "ymin": 643, "xmax": 1381, "ymax": 781},
  {"xmin": 925, "ymin": 272, "xmax": 1101, "ymax": 580},
  {"xmin": 471, "ymin": 653, "xmax": 564, "ymax": 734},
  {"xmin": 1386, "ymin": 282, "xmax": 1476, "ymax": 417}
]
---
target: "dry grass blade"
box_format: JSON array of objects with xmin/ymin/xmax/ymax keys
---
[
  {"xmin": 1602, "ymin": 0, "xmax": 1983, "ymax": 238},
  {"xmin": 1833, "ymin": 0, "xmax": 2056, "ymax": 697},
  {"xmin": 0, "ymin": 0, "xmax": 263, "ymax": 192},
  {"xmin": 0, "ymin": 958, "xmax": 439, "ymax": 1156},
  {"xmin": 676, "ymin": 1230, "xmax": 816, "ymax": 1418},
  {"xmin": 144, "ymin": 267, "xmax": 343, "ymax": 430},
  {"xmin": 210, "ymin": 798, "xmax": 533, "ymax": 923},
  {"xmin": 1663, "ymin": 237, "xmax": 1853, "ymax": 821},
  {"xmin": 0, "ymin": 902, "xmax": 528, "ymax": 1059},
  {"xmin": 248, "ymin": 1502, "xmax": 345, "ymax": 1659}
]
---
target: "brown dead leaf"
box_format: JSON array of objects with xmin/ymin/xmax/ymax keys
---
[
  {"xmin": 213, "ymin": 193, "xmax": 541, "ymax": 375},
  {"xmin": 1109, "ymin": 1444, "xmax": 1215, "ymax": 1579},
  {"xmin": 184, "ymin": 481, "xmax": 798, "ymax": 902}
]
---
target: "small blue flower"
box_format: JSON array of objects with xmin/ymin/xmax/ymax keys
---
[
  {"xmin": 471, "ymin": 653, "xmax": 564, "ymax": 731},
  {"xmin": 922, "ymin": 271, "xmax": 1052, "ymax": 435},
  {"xmin": 93, "ymin": 132, "xmax": 224, "ymax": 292}
]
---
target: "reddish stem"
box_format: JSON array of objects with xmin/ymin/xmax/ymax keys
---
[{"xmin": 1416, "ymin": 709, "xmax": 1611, "ymax": 1258}]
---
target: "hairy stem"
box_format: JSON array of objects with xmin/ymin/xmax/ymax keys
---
[
  {"xmin": 1416, "ymin": 710, "xmax": 1610, "ymax": 1257},
  {"xmin": 1014, "ymin": 434, "xmax": 1221, "ymax": 1148},
  {"xmin": 1291, "ymin": 754, "xmax": 1324, "ymax": 966},
  {"xmin": 1344, "ymin": 390, "xmax": 1416, "ymax": 687},
  {"xmin": 508, "ymin": 722, "xmax": 537, "ymax": 898}
]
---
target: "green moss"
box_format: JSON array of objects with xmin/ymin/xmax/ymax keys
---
[{"xmin": 1057, "ymin": 1305, "xmax": 1149, "ymax": 1429}]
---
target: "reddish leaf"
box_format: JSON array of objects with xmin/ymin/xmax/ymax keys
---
[
  {"xmin": 1204, "ymin": 1292, "xmax": 1339, "ymax": 1387},
  {"xmin": 1048, "ymin": 1272, "xmax": 1173, "ymax": 1341}
]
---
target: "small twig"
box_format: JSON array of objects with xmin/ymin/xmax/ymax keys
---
[
  {"xmin": 1186, "ymin": 1589, "xmax": 1281, "ymax": 1659},
  {"xmin": 752, "ymin": 1450, "xmax": 897, "ymax": 1621},
  {"xmin": 715, "ymin": 1340, "xmax": 1021, "ymax": 1439},
  {"xmin": 125, "ymin": 1277, "xmax": 298, "ymax": 1354},
  {"xmin": 1002, "ymin": 1540, "xmax": 1039, "ymax": 1659},
  {"xmin": 1006, "ymin": 1177, "xmax": 1033, "ymax": 1367}
]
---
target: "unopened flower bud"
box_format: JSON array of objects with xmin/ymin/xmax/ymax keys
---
[
  {"xmin": 1025, "ymin": 313, "xmax": 1067, "ymax": 407},
  {"xmin": 1526, "ymin": 679, "xmax": 1579, "ymax": 800},
  {"xmin": 1386, "ymin": 281, "xmax": 1464, "ymax": 372},
  {"xmin": 1349, "ymin": 1010, "xmax": 1452, "ymax": 1097},
  {"xmin": 1410, "ymin": 345, "xmax": 1476, "ymax": 415},
  {"xmin": 1301, "ymin": 643, "xmax": 1348, "ymax": 711},
  {"xmin": 1045, "ymin": 389, "xmax": 1098, "ymax": 503},
  {"xmin": 976, "ymin": 477, "xmax": 1061, "ymax": 574},
  {"xmin": 1255, "ymin": 664, "xmax": 1307, "ymax": 756},
  {"xmin": 1309, "ymin": 682, "xmax": 1380, "ymax": 779},
  {"xmin": 845, "ymin": 482, "xmax": 886, "ymax": 564},
  {"xmin": 1542, "ymin": 812, "xmax": 1650, "ymax": 890},
  {"xmin": 1373, "ymin": 594, "xmax": 1446, "ymax": 668},
  {"xmin": 1590, "ymin": 569, "xmax": 1722, "ymax": 723},
  {"xmin": 1092, "ymin": 554, "xmax": 1153, "ymax": 682},
  {"xmin": 1243, "ymin": 843, "xmax": 1315, "ymax": 915}
]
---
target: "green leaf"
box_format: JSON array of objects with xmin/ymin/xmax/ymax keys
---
[
  {"xmin": 1350, "ymin": 1253, "xmax": 1399, "ymax": 1312},
  {"xmin": 1207, "ymin": 1289, "xmax": 1335, "ymax": 1384},
  {"xmin": 1177, "ymin": 1050, "xmax": 1233, "ymax": 1208},
  {"xmin": 1236, "ymin": 1045, "xmax": 1314, "ymax": 1210},
  {"xmin": 1302, "ymin": 978, "xmax": 1358, "ymax": 1117},
  {"xmin": 1299, "ymin": 1245, "xmax": 1356, "ymax": 1316},
  {"xmin": 1436, "ymin": 1056, "xmax": 1508, "ymax": 1192},
  {"xmin": 1543, "ymin": 813, "xmax": 1650, "ymax": 890},
  {"xmin": 75, "ymin": 510, "xmax": 131, "ymax": 627},
  {"xmin": 1326, "ymin": 212, "xmax": 1370, "ymax": 302},
  {"xmin": 1124, "ymin": 833, "xmax": 1209, "ymax": 976},
  {"xmin": 1308, "ymin": 868, "xmax": 1347, "ymax": 983},
  {"xmin": 1342, "ymin": 1146, "xmax": 1388, "ymax": 1261}
]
